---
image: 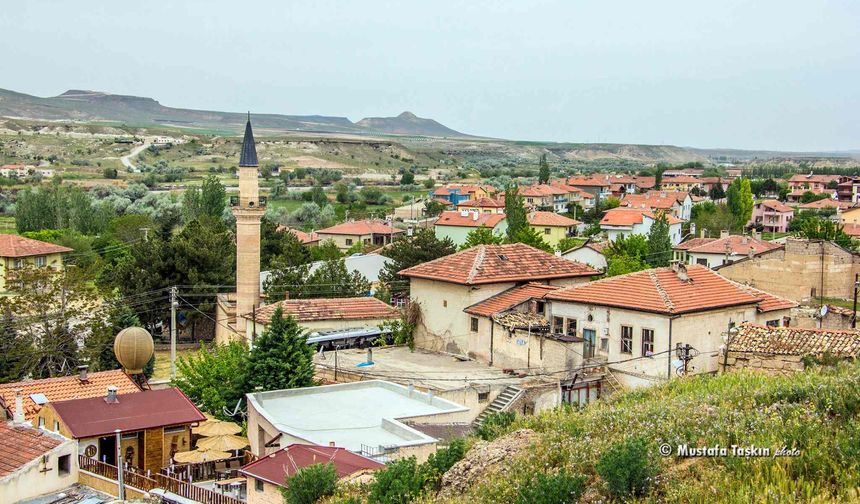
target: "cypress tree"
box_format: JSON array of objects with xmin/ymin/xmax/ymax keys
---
[{"xmin": 244, "ymin": 308, "xmax": 315, "ymax": 392}]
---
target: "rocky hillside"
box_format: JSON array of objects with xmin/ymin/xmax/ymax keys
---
[{"xmin": 357, "ymin": 111, "xmax": 468, "ymax": 137}]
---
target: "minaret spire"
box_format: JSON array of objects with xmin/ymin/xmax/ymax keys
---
[{"xmin": 239, "ymin": 113, "xmax": 258, "ymax": 167}]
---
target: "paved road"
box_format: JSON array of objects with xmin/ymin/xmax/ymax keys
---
[{"xmin": 120, "ymin": 141, "xmax": 149, "ymax": 172}]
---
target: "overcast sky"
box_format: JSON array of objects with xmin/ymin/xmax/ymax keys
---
[{"xmin": 2, "ymin": 1, "xmax": 858, "ymax": 151}]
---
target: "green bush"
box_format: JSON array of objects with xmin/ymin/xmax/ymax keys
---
[
  {"xmin": 282, "ymin": 462, "xmax": 338, "ymax": 504},
  {"xmin": 595, "ymin": 437, "xmax": 658, "ymax": 498},
  {"xmin": 516, "ymin": 470, "xmax": 586, "ymax": 504},
  {"xmin": 476, "ymin": 411, "xmax": 516, "ymax": 441},
  {"xmin": 421, "ymin": 438, "xmax": 467, "ymax": 489},
  {"xmin": 367, "ymin": 457, "xmax": 426, "ymax": 504}
]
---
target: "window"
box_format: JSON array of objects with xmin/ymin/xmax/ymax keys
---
[
  {"xmin": 54, "ymin": 421, "xmax": 60, "ymax": 432},
  {"xmin": 642, "ymin": 329, "xmax": 654, "ymax": 356},
  {"xmin": 255, "ymin": 478, "xmax": 264, "ymax": 492},
  {"xmin": 544, "ymin": 228, "xmax": 551, "ymax": 235},
  {"xmin": 35, "ymin": 256, "xmax": 47, "ymax": 267},
  {"xmin": 621, "ymin": 326, "xmax": 633, "ymax": 354},
  {"xmin": 600, "ymin": 337, "xmax": 609, "ymax": 352},
  {"xmin": 766, "ymin": 319, "xmax": 779, "ymax": 328},
  {"xmin": 14, "ymin": 259, "xmax": 23, "ymax": 269},
  {"xmin": 164, "ymin": 425, "xmax": 186, "ymax": 434},
  {"xmin": 566, "ymin": 318, "xmax": 577, "ymax": 336},
  {"xmin": 535, "ymin": 301, "xmax": 546, "ymax": 314},
  {"xmin": 58, "ymin": 454, "xmax": 71, "ymax": 476},
  {"xmin": 442, "ymin": 300, "xmax": 447, "ymax": 308},
  {"xmin": 477, "ymin": 391, "xmax": 489, "ymax": 402},
  {"xmin": 696, "ymin": 258, "xmax": 708, "ymax": 266},
  {"xmin": 553, "ymin": 317, "xmax": 564, "ymax": 333},
  {"xmin": 122, "ymin": 432, "xmax": 140, "ymax": 439},
  {"xmin": 470, "ymin": 317, "xmax": 479, "ymax": 332},
  {"xmin": 345, "ymin": 238, "xmax": 353, "ymax": 246},
  {"xmin": 38, "ymin": 417, "xmax": 45, "ymax": 428}
]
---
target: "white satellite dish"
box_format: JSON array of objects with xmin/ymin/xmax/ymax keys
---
[{"xmin": 820, "ymin": 305, "xmax": 829, "ymax": 317}]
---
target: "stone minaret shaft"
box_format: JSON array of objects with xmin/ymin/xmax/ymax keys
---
[{"xmin": 233, "ymin": 115, "xmax": 264, "ymax": 340}]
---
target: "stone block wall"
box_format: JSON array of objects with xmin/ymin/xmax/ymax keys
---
[{"xmin": 724, "ymin": 351, "xmax": 806, "ymax": 375}]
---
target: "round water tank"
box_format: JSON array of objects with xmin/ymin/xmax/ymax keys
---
[{"xmin": 113, "ymin": 327, "xmax": 154, "ymax": 374}]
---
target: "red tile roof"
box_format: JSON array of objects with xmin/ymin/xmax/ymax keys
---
[
  {"xmin": 239, "ymin": 444, "xmax": 384, "ymax": 487},
  {"xmin": 248, "ymin": 297, "xmax": 400, "ymax": 324},
  {"xmin": 0, "ymin": 422, "xmax": 65, "ymax": 477},
  {"xmin": 798, "ymin": 198, "xmax": 850, "ymax": 210},
  {"xmin": 843, "ymin": 223, "xmax": 860, "ymax": 237},
  {"xmin": 788, "ymin": 188, "xmax": 831, "ymax": 197},
  {"xmin": 788, "ymin": 174, "xmax": 841, "ymax": 184},
  {"xmin": 661, "ymin": 175, "xmax": 701, "ymax": 184},
  {"xmin": 733, "ymin": 283, "xmax": 798, "ymax": 313},
  {"xmin": 674, "ymin": 235, "xmax": 782, "ymax": 256},
  {"xmin": 50, "ymin": 388, "xmax": 205, "ymax": 438},
  {"xmin": 600, "ymin": 208, "xmax": 683, "ymax": 227},
  {"xmin": 434, "ymin": 211, "xmax": 506, "ymax": 228},
  {"xmin": 546, "ymin": 264, "xmax": 794, "ymax": 315},
  {"xmin": 0, "ymin": 369, "xmax": 141, "ymax": 421},
  {"xmin": 518, "ymin": 184, "xmax": 567, "ymax": 197},
  {"xmin": 316, "ymin": 220, "xmax": 404, "ymax": 237},
  {"xmin": 621, "ymin": 192, "xmax": 685, "ymax": 211},
  {"xmin": 527, "ymin": 211, "xmax": 580, "ymax": 227},
  {"xmin": 277, "ymin": 226, "xmax": 320, "ymax": 244},
  {"xmin": 399, "ymin": 243, "xmax": 599, "ymax": 285},
  {"xmin": 456, "ymin": 197, "xmax": 505, "ymax": 209},
  {"xmin": 729, "ymin": 324, "xmax": 860, "ymax": 357},
  {"xmin": 465, "ymin": 283, "xmax": 559, "ymax": 317},
  {"xmin": 0, "ymin": 234, "xmax": 73, "ymax": 258},
  {"xmin": 758, "ymin": 199, "xmax": 793, "ymax": 213}
]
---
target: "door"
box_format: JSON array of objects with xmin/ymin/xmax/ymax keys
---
[
  {"xmin": 98, "ymin": 435, "xmax": 117, "ymax": 466},
  {"xmin": 582, "ymin": 329, "xmax": 596, "ymax": 359}
]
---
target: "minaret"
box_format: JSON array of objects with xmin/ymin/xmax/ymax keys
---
[{"xmin": 233, "ymin": 114, "xmax": 264, "ymax": 341}]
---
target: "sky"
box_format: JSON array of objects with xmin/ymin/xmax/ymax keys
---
[{"xmin": 2, "ymin": 0, "xmax": 858, "ymax": 151}]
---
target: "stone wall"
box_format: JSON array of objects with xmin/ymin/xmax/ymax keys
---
[{"xmin": 724, "ymin": 351, "xmax": 806, "ymax": 375}]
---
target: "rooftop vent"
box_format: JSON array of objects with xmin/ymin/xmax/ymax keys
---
[
  {"xmin": 29, "ymin": 393, "xmax": 49, "ymax": 405},
  {"xmin": 78, "ymin": 365, "xmax": 88, "ymax": 383},
  {"xmin": 105, "ymin": 386, "xmax": 119, "ymax": 404}
]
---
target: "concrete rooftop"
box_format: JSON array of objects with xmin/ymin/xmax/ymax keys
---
[
  {"xmin": 314, "ymin": 346, "xmax": 531, "ymax": 391},
  {"xmin": 247, "ymin": 380, "xmax": 468, "ymax": 453}
]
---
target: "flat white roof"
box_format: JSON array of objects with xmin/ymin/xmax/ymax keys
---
[{"xmin": 248, "ymin": 380, "xmax": 468, "ymax": 453}]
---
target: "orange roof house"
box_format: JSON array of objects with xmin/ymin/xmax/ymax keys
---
[
  {"xmin": 456, "ymin": 197, "xmax": 505, "ymax": 214},
  {"xmin": 543, "ymin": 264, "xmax": 796, "ymax": 385},
  {"xmin": 315, "ymin": 219, "xmax": 404, "ymax": 251},
  {"xmin": 241, "ymin": 297, "xmax": 401, "ymax": 338},
  {"xmin": 0, "ymin": 369, "xmax": 141, "ymax": 422},
  {"xmin": 464, "ymin": 283, "xmax": 559, "ymax": 317},
  {"xmin": 0, "ymin": 235, "xmax": 74, "ymax": 294},
  {"xmin": 673, "ymin": 233, "xmax": 783, "ymax": 269},
  {"xmin": 435, "ymin": 211, "xmax": 507, "ymax": 229}
]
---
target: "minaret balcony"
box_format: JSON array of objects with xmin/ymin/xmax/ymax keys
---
[{"xmin": 230, "ymin": 196, "xmax": 267, "ymax": 208}]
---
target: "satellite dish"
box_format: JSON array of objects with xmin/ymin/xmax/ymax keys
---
[{"xmin": 820, "ymin": 305, "xmax": 829, "ymax": 317}]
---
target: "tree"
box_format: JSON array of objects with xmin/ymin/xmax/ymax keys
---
[
  {"xmin": 0, "ymin": 265, "xmax": 99, "ymax": 379},
  {"xmin": 504, "ymin": 184, "xmax": 527, "ymax": 239},
  {"xmin": 183, "ymin": 175, "xmax": 226, "ymax": 222},
  {"xmin": 83, "ymin": 303, "xmax": 141, "ymax": 373},
  {"xmin": 538, "ymin": 154, "xmax": 550, "ymax": 184},
  {"xmin": 400, "ymin": 171, "xmax": 415, "ymax": 185},
  {"xmin": 726, "ymin": 178, "xmax": 753, "ymax": 229},
  {"xmin": 172, "ymin": 341, "xmax": 249, "ymax": 420},
  {"xmin": 606, "ymin": 254, "xmax": 647, "ymax": 277},
  {"xmin": 708, "ymin": 183, "xmax": 726, "ymax": 200},
  {"xmin": 800, "ymin": 191, "xmax": 831, "ymax": 204},
  {"xmin": 654, "ymin": 164, "xmax": 668, "ymax": 190},
  {"xmin": 172, "ymin": 217, "xmax": 235, "ymax": 321},
  {"xmin": 303, "ymin": 259, "xmax": 371, "ymax": 298},
  {"xmin": 646, "ymin": 211, "xmax": 673, "ymax": 267},
  {"xmin": 605, "ymin": 234, "xmax": 649, "ymax": 262},
  {"xmin": 461, "ymin": 226, "xmax": 504, "ymax": 250},
  {"xmin": 244, "ymin": 308, "xmax": 315, "ymax": 392},
  {"xmin": 303, "ymin": 186, "xmax": 329, "ymax": 207},
  {"xmin": 507, "ymin": 226, "xmax": 553, "ymax": 253},
  {"xmin": 379, "ymin": 229, "xmax": 456, "ymax": 296},
  {"xmin": 423, "ymin": 200, "xmax": 447, "ymax": 217},
  {"xmin": 367, "ymin": 457, "xmax": 426, "ymax": 504},
  {"xmin": 762, "ymin": 178, "xmax": 779, "ymax": 195},
  {"xmin": 797, "ymin": 219, "xmax": 855, "ymax": 250},
  {"xmin": 282, "ymin": 463, "xmax": 338, "ymax": 504}
]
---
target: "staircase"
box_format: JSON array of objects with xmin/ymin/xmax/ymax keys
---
[
  {"xmin": 473, "ymin": 385, "xmax": 523, "ymax": 426},
  {"xmin": 602, "ymin": 368, "xmax": 624, "ymax": 394}
]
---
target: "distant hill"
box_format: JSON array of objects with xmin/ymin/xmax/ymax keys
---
[
  {"xmin": 356, "ymin": 111, "xmax": 467, "ymax": 137},
  {"xmin": 0, "ymin": 88, "xmax": 471, "ymax": 137}
]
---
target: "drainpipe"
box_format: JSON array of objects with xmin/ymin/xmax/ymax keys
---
[
  {"xmin": 667, "ymin": 317, "xmax": 675, "ymax": 379},
  {"xmin": 489, "ymin": 321, "xmax": 494, "ymax": 366}
]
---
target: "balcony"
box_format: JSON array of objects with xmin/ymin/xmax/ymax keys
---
[{"xmin": 229, "ymin": 196, "xmax": 267, "ymax": 207}]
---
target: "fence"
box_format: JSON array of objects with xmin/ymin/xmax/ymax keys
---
[{"xmin": 78, "ymin": 455, "xmax": 245, "ymax": 504}]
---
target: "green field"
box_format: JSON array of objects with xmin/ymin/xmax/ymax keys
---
[{"xmin": 0, "ymin": 216, "xmax": 17, "ymax": 234}]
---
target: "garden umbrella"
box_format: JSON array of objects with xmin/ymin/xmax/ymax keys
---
[
  {"xmin": 196, "ymin": 434, "xmax": 250, "ymax": 452},
  {"xmin": 173, "ymin": 448, "xmax": 232, "ymax": 464}
]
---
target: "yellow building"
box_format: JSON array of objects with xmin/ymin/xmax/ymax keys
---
[
  {"xmin": 0, "ymin": 234, "xmax": 72, "ymax": 294},
  {"xmin": 314, "ymin": 219, "xmax": 404, "ymax": 251},
  {"xmin": 527, "ymin": 211, "xmax": 581, "ymax": 248},
  {"xmin": 841, "ymin": 206, "xmax": 860, "ymax": 225}
]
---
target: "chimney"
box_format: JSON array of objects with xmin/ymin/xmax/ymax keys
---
[
  {"xmin": 329, "ymin": 441, "xmax": 336, "ymax": 448},
  {"xmin": 13, "ymin": 390, "xmax": 25, "ymax": 424},
  {"xmin": 720, "ymin": 229, "xmax": 730, "ymax": 239},
  {"xmin": 748, "ymin": 246, "xmax": 756, "ymax": 258},
  {"xmin": 472, "ymin": 211, "xmax": 479, "ymax": 221},
  {"xmin": 78, "ymin": 365, "xmax": 89, "ymax": 383},
  {"xmin": 105, "ymin": 386, "xmax": 119, "ymax": 404},
  {"xmin": 741, "ymin": 235, "xmax": 748, "ymax": 244},
  {"xmin": 671, "ymin": 261, "xmax": 689, "ymax": 281},
  {"xmin": 753, "ymin": 231, "xmax": 762, "ymax": 241},
  {"xmin": 699, "ymin": 227, "xmax": 706, "ymax": 238}
]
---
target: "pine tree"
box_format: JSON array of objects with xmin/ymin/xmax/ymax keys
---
[
  {"xmin": 646, "ymin": 211, "xmax": 673, "ymax": 267},
  {"xmin": 244, "ymin": 308, "xmax": 315, "ymax": 392},
  {"xmin": 504, "ymin": 184, "xmax": 527, "ymax": 240},
  {"xmin": 538, "ymin": 154, "xmax": 550, "ymax": 184}
]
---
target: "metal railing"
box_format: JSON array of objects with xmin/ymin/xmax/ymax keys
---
[{"xmin": 79, "ymin": 455, "xmax": 245, "ymax": 504}]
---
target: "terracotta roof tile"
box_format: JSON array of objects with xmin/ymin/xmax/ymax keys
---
[
  {"xmin": 843, "ymin": 223, "xmax": 860, "ymax": 237},
  {"xmin": 249, "ymin": 297, "xmax": 400, "ymax": 324},
  {"xmin": 400, "ymin": 243, "xmax": 598, "ymax": 285},
  {"xmin": 0, "ymin": 422, "xmax": 65, "ymax": 477},
  {"xmin": 277, "ymin": 226, "xmax": 320, "ymax": 244},
  {"xmin": 465, "ymin": 283, "xmax": 559, "ymax": 317},
  {"xmin": 0, "ymin": 369, "xmax": 141, "ymax": 420},
  {"xmin": 798, "ymin": 198, "xmax": 850, "ymax": 210},
  {"xmin": 788, "ymin": 174, "xmax": 842, "ymax": 184},
  {"xmin": 600, "ymin": 208, "xmax": 683, "ymax": 227},
  {"xmin": 662, "ymin": 175, "xmax": 700, "ymax": 184},
  {"xmin": 729, "ymin": 324, "xmax": 860, "ymax": 357},
  {"xmin": 0, "ymin": 235, "xmax": 73, "ymax": 258},
  {"xmin": 518, "ymin": 184, "xmax": 567, "ymax": 197},
  {"xmin": 239, "ymin": 444, "xmax": 384, "ymax": 487},
  {"xmin": 51, "ymin": 388, "xmax": 206, "ymax": 438},
  {"xmin": 316, "ymin": 220, "xmax": 404, "ymax": 237},
  {"xmin": 434, "ymin": 211, "xmax": 506, "ymax": 228},
  {"xmin": 674, "ymin": 235, "xmax": 783, "ymax": 255},
  {"xmin": 456, "ymin": 197, "xmax": 505, "ymax": 209},
  {"xmin": 527, "ymin": 211, "xmax": 580, "ymax": 227},
  {"xmin": 546, "ymin": 264, "xmax": 794, "ymax": 315},
  {"xmin": 758, "ymin": 199, "xmax": 793, "ymax": 213}
]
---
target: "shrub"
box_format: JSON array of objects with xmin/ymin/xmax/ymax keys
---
[
  {"xmin": 367, "ymin": 457, "xmax": 426, "ymax": 504},
  {"xmin": 596, "ymin": 437, "xmax": 658, "ymax": 498},
  {"xmin": 421, "ymin": 438, "xmax": 467, "ymax": 489},
  {"xmin": 516, "ymin": 470, "xmax": 586, "ymax": 504},
  {"xmin": 282, "ymin": 462, "xmax": 338, "ymax": 504},
  {"xmin": 476, "ymin": 411, "xmax": 516, "ymax": 441}
]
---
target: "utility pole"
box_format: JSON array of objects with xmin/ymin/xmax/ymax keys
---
[
  {"xmin": 170, "ymin": 286, "xmax": 178, "ymax": 379},
  {"xmin": 853, "ymin": 273, "xmax": 859, "ymax": 329},
  {"xmin": 115, "ymin": 429, "xmax": 125, "ymax": 500}
]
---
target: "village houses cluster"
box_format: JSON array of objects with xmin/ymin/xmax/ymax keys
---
[{"xmin": 4, "ymin": 119, "xmax": 860, "ymax": 504}]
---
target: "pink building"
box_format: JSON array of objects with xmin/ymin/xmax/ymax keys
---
[{"xmin": 749, "ymin": 200, "xmax": 794, "ymax": 233}]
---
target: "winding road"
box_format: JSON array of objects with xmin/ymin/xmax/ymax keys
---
[{"xmin": 120, "ymin": 141, "xmax": 150, "ymax": 172}]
